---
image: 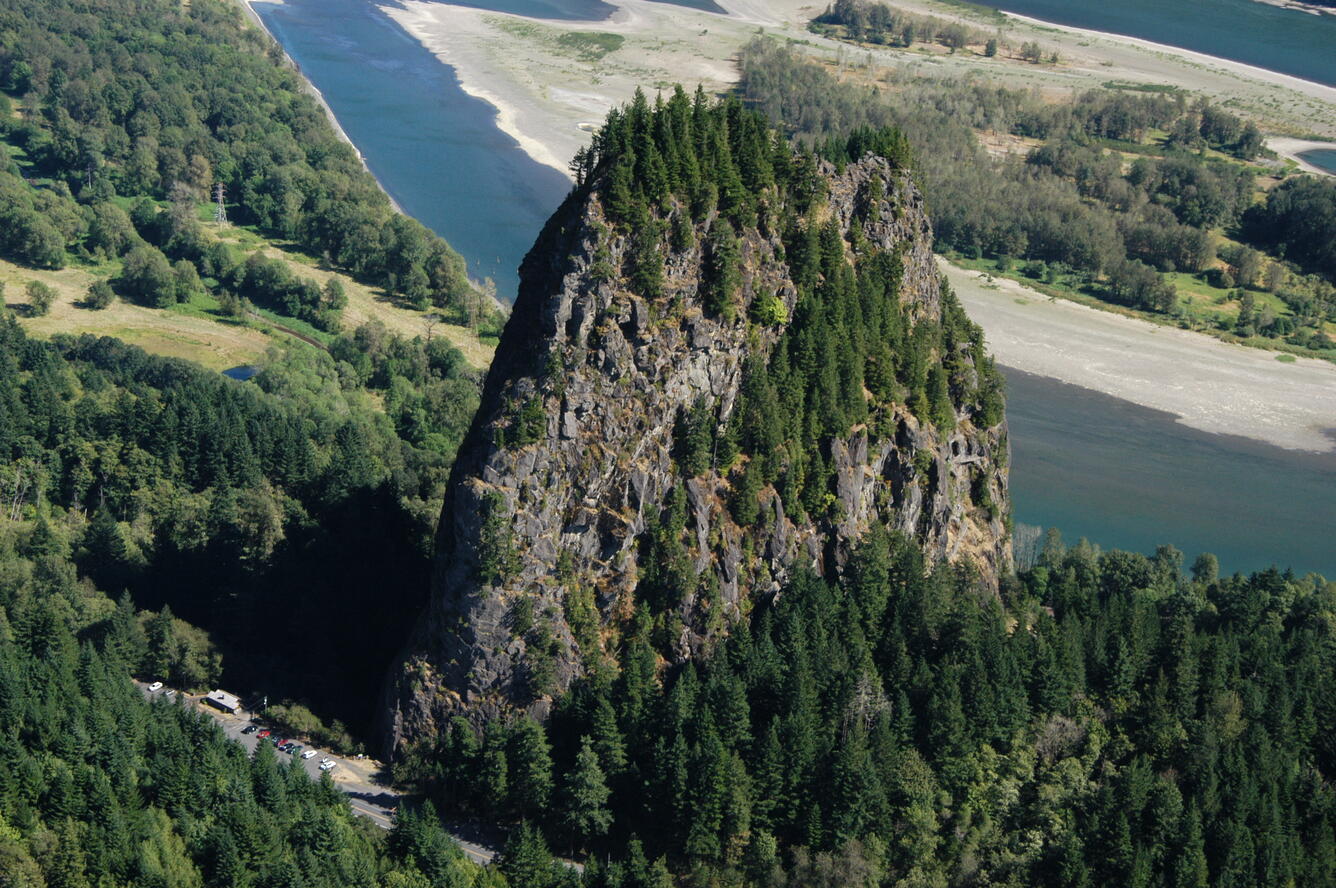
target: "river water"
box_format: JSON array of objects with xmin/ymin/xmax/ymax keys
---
[
  {"xmin": 1005, "ymin": 370, "xmax": 1336, "ymax": 577},
  {"xmin": 251, "ymin": 0, "xmax": 572, "ymax": 299},
  {"xmin": 1301, "ymin": 149, "xmax": 1336, "ymax": 174},
  {"xmin": 975, "ymin": 0, "xmax": 1336, "ymax": 88},
  {"xmin": 252, "ymin": 0, "xmax": 1336, "ymax": 577},
  {"xmin": 426, "ymin": 0, "xmax": 721, "ymax": 14}
]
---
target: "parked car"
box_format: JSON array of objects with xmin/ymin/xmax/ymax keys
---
[
  {"xmin": 319, "ymin": 759, "xmax": 336, "ymax": 771},
  {"xmin": 301, "ymin": 749, "xmax": 317, "ymax": 760},
  {"xmin": 257, "ymin": 730, "xmax": 271, "ymax": 738},
  {"xmin": 242, "ymin": 725, "xmax": 258, "ymax": 735},
  {"xmin": 148, "ymin": 681, "xmax": 163, "ymax": 692},
  {"xmin": 287, "ymin": 745, "xmax": 302, "ymax": 755}
]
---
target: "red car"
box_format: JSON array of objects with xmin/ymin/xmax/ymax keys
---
[{"xmin": 257, "ymin": 729, "xmax": 271, "ymax": 738}]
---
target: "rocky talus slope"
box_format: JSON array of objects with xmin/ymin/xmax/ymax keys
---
[{"xmin": 384, "ymin": 152, "xmax": 1010, "ymax": 752}]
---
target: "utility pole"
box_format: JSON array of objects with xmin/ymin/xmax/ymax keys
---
[{"xmin": 213, "ymin": 182, "xmax": 227, "ymax": 225}]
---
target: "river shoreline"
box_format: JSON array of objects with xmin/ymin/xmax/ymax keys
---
[
  {"xmin": 238, "ymin": 0, "xmax": 405, "ymax": 213},
  {"xmin": 372, "ymin": 0, "xmax": 1336, "ymax": 452},
  {"xmin": 998, "ymin": 10, "xmax": 1336, "ymax": 102},
  {"xmin": 1268, "ymin": 136, "xmax": 1336, "ymax": 175},
  {"xmin": 943, "ymin": 260, "xmax": 1336, "ymax": 454},
  {"xmin": 384, "ymin": 0, "xmax": 1336, "ymax": 185},
  {"xmin": 382, "ymin": 0, "xmax": 791, "ymax": 182},
  {"xmin": 1250, "ymin": 0, "xmax": 1336, "ymax": 16}
]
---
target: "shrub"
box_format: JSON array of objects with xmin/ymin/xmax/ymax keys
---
[
  {"xmin": 85, "ymin": 279, "xmax": 115, "ymax": 309},
  {"xmin": 25, "ymin": 280, "xmax": 55, "ymax": 316}
]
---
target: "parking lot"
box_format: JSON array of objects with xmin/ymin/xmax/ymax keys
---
[
  {"xmin": 136, "ymin": 681, "xmax": 502, "ymax": 865},
  {"xmin": 138, "ymin": 682, "xmax": 402, "ymax": 831}
]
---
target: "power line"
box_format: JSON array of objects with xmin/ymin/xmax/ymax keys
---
[{"xmin": 213, "ymin": 181, "xmax": 227, "ymax": 225}]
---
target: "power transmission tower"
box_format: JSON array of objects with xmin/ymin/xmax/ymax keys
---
[{"xmin": 213, "ymin": 182, "xmax": 227, "ymax": 225}]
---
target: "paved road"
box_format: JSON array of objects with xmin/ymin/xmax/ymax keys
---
[{"xmin": 135, "ymin": 682, "xmax": 500, "ymax": 865}]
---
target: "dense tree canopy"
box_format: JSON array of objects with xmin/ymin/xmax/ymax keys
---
[
  {"xmin": 1243, "ymin": 176, "xmax": 1336, "ymax": 281},
  {"xmin": 0, "ymin": 310, "xmax": 479, "ymax": 736},
  {"xmin": 738, "ymin": 39, "xmax": 1336, "ymax": 349},
  {"xmin": 399, "ymin": 525, "xmax": 1336, "ymax": 887},
  {"xmin": 0, "ymin": 521, "xmax": 500, "ymax": 887},
  {"xmin": 0, "ymin": 0, "xmax": 476, "ymax": 318}
]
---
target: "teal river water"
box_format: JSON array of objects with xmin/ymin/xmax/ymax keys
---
[
  {"xmin": 976, "ymin": 0, "xmax": 1336, "ymax": 87},
  {"xmin": 1302, "ymin": 149, "xmax": 1336, "ymax": 173},
  {"xmin": 1004, "ymin": 370, "xmax": 1336, "ymax": 577},
  {"xmin": 253, "ymin": 0, "xmax": 1336, "ymax": 577}
]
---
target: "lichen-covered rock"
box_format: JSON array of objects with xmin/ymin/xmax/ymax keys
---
[{"xmin": 382, "ymin": 155, "xmax": 1010, "ymax": 754}]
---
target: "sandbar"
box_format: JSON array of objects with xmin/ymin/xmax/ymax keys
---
[
  {"xmin": 382, "ymin": 0, "xmax": 775, "ymax": 179},
  {"xmin": 943, "ymin": 260, "xmax": 1336, "ymax": 453},
  {"xmin": 997, "ymin": 10, "xmax": 1336, "ymax": 108},
  {"xmin": 1268, "ymin": 136, "xmax": 1336, "ymax": 175},
  {"xmin": 384, "ymin": 0, "xmax": 1336, "ymax": 186}
]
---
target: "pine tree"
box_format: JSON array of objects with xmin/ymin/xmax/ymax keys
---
[
  {"xmin": 830, "ymin": 723, "xmax": 887, "ymax": 845},
  {"xmin": 1173, "ymin": 805, "xmax": 1210, "ymax": 888},
  {"xmin": 24, "ymin": 512, "xmax": 64, "ymax": 559},
  {"xmin": 144, "ymin": 606, "xmax": 177, "ymax": 682},
  {"xmin": 684, "ymin": 727, "xmax": 728, "ymax": 863},
  {"xmin": 590, "ymin": 696, "xmax": 628, "ymax": 779},
  {"xmin": 703, "ymin": 219, "xmax": 741, "ymax": 320},
  {"xmin": 507, "ymin": 717, "xmax": 554, "ymax": 821},
  {"xmin": 628, "ymin": 225, "xmax": 665, "ymax": 301},
  {"xmin": 82, "ymin": 504, "xmax": 128, "ymax": 591},
  {"xmin": 675, "ymin": 400, "xmax": 714, "ymax": 477},
  {"xmin": 499, "ymin": 823, "xmax": 556, "ymax": 888},
  {"xmin": 561, "ymin": 736, "xmax": 612, "ymax": 850},
  {"xmin": 106, "ymin": 592, "xmax": 147, "ymax": 669},
  {"xmin": 481, "ymin": 725, "xmax": 510, "ymax": 818},
  {"xmin": 602, "ymin": 155, "xmax": 638, "ymax": 227},
  {"xmin": 43, "ymin": 818, "xmax": 91, "ymax": 888}
]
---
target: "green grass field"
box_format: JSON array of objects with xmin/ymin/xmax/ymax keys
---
[{"xmin": 6, "ymin": 192, "xmax": 497, "ymax": 372}]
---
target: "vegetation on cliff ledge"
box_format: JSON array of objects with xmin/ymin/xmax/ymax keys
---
[{"xmin": 391, "ymin": 95, "xmax": 1336, "ymax": 888}]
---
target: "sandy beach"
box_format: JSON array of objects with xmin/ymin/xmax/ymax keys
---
[
  {"xmin": 384, "ymin": 0, "xmax": 1336, "ymax": 188},
  {"xmin": 882, "ymin": 1, "xmax": 1336, "ymax": 139},
  {"xmin": 943, "ymin": 260, "xmax": 1336, "ymax": 453},
  {"xmin": 998, "ymin": 11, "xmax": 1336, "ymax": 107},
  {"xmin": 1252, "ymin": 0, "xmax": 1336, "ymax": 15},
  {"xmin": 382, "ymin": 0, "xmax": 780, "ymax": 180},
  {"xmin": 1268, "ymin": 136, "xmax": 1336, "ymax": 175}
]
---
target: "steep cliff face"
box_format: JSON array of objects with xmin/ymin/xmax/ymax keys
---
[{"xmin": 384, "ymin": 140, "xmax": 1010, "ymax": 752}]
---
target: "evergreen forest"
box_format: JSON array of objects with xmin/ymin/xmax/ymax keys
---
[
  {"xmin": 0, "ymin": 551, "xmax": 500, "ymax": 887},
  {"xmin": 0, "ymin": 0, "xmax": 489, "ymax": 326},
  {"xmin": 0, "ymin": 1, "xmax": 1334, "ymax": 886},
  {"xmin": 391, "ymin": 96, "xmax": 1336, "ymax": 888},
  {"xmin": 399, "ymin": 531, "xmax": 1336, "ymax": 888},
  {"xmin": 0, "ymin": 311, "xmax": 480, "ymax": 742}
]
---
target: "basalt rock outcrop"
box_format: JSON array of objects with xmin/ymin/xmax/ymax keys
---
[{"xmin": 384, "ymin": 139, "xmax": 1010, "ymax": 754}]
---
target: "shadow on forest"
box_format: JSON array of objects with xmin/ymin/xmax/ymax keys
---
[{"xmin": 130, "ymin": 483, "xmax": 433, "ymax": 743}]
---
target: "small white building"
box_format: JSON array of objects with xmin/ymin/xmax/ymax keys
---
[{"xmin": 204, "ymin": 689, "xmax": 241, "ymax": 713}]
